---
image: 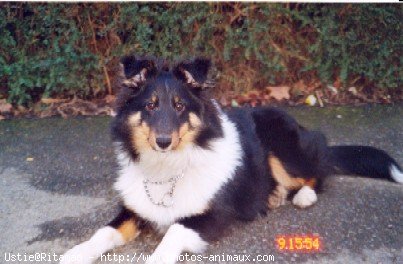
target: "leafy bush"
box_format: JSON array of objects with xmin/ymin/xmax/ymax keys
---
[
  {"xmin": 0, "ymin": 3, "xmax": 103, "ymax": 105},
  {"xmin": 0, "ymin": 3, "xmax": 401, "ymax": 105},
  {"xmin": 298, "ymin": 4, "xmax": 402, "ymax": 88}
]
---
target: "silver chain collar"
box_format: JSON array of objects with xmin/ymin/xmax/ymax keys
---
[{"xmin": 143, "ymin": 171, "xmax": 184, "ymax": 208}]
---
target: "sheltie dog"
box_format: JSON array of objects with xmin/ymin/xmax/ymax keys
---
[{"xmin": 61, "ymin": 55, "xmax": 402, "ymax": 264}]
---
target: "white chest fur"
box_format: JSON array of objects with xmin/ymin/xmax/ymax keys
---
[{"xmin": 114, "ymin": 113, "xmax": 242, "ymax": 228}]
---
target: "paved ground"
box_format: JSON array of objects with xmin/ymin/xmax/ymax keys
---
[{"xmin": 0, "ymin": 104, "xmax": 402, "ymax": 264}]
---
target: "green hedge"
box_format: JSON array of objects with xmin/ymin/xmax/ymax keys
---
[{"xmin": 0, "ymin": 3, "xmax": 401, "ymax": 105}]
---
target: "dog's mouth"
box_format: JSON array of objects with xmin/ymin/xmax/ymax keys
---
[{"xmin": 151, "ymin": 146, "xmax": 171, "ymax": 153}]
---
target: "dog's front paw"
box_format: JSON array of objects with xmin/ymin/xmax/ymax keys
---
[
  {"xmin": 60, "ymin": 243, "xmax": 94, "ymax": 264},
  {"xmin": 60, "ymin": 226, "xmax": 125, "ymax": 264}
]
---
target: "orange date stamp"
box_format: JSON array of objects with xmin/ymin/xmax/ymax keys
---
[{"xmin": 276, "ymin": 234, "xmax": 322, "ymax": 252}]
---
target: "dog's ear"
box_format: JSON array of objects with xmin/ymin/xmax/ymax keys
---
[
  {"xmin": 173, "ymin": 58, "xmax": 215, "ymax": 90},
  {"xmin": 119, "ymin": 55, "xmax": 156, "ymax": 89}
]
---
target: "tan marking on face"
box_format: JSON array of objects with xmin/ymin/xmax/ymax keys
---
[
  {"xmin": 147, "ymin": 128, "xmax": 158, "ymax": 150},
  {"xmin": 117, "ymin": 220, "xmax": 139, "ymax": 242},
  {"xmin": 131, "ymin": 112, "xmax": 203, "ymax": 152},
  {"xmin": 128, "ymin": 112, "xmax": 154, "ymax": 151},
  {"xmin": 189, "ymin": 112, "xmax": 202, "ymax": 128},
  {"xmin": 170, "ymin": 130, "xmax": 180, "ymax": 150},
  {"xmin": 175, "ymin": 122, "xmax": 191, "ymax": 150},
  {"xmin": 128, "ymin": 112, "xmax": 142, "ymax": 127},
  {"xmin": 130, "ymin": 120, "xmax": 154, "ymax": 151},
  {"xmin": 174, "ymin": 96, "xmax": 180, "ymax": 103},
  {"xmin": 176, "ymin": 123, "xmax": 198, "ymax": 150},
  {"xmin": 174, "ymin": 113, "xmax": 202, "ymax": 150}
]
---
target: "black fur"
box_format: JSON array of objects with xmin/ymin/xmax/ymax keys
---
[
  {"xmin": 252, "ymin": 107, "xmax": 329, "ymax": 191},
  {"xmin": 108, "ymin": 204, "xmax": 147, "ymax": 230},
  {"xmin": 178, "ymin": 108, "xmax": 275, "ymax": 241},
  {"xmin": 329, "ymin": 145, "xmax": 401, "ymax": 181}
]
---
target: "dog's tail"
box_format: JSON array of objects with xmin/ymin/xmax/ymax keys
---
[{"xmin": 329, "ymin": 145, "xmax": 403, "ymax": 183}]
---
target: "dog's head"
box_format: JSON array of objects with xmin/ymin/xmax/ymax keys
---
[{"xmin": 112, "ymin": 55, "xmax": 223, "ymax": 159}]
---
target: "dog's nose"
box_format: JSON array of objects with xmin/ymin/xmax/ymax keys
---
[{"xmin": 156, "ymin": 136, "xmax": 172, "ymax": 149}]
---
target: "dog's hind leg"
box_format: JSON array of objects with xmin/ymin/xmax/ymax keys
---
[
  {"xmin": 268, "ymin": 184, "xmax": 288, "ymax": 209},
  {"xmin": 60, "ymin": 206, "xmax": 140, "ymax": 264},
  {"xmin": 267, "ymin": 154, "xmax": 304, "ymax": 209},
  {"xmin": 291, "ymin": 179, "xmax": 318, "ymax": 208},
  {"xmin": 267, "ymin": 155, "xmax": 320, "ymax": 209}
]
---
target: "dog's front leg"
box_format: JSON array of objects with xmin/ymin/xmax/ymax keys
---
[
  {"xmin": 146, "ymin": 223, "xmax": 208, "ymax": 264},
  {"xmin": 60, "ymin": 206, "xmax": 140, "ymax": 264},
  {"xmin": 146, "ymin": 212, "xmax": 228, "ymax": 264}
]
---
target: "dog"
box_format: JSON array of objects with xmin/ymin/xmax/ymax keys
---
[{"xmin": 60, "ymin": 55, "xmax": 402, "ymax": 264}]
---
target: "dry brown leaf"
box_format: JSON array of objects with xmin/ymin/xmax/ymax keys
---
[
  {"xmin": 17, "ymin": 105, "xmax": 27, "ymax": 113},
  {"xmin": 293, "ymin": 80, "xmax": 306, "ymax": 91},
  {"xmin": 0, "ymin": 99, "xmax": 12, "ymax": 113},
  {"xmin": 41, "ymin": 98, "xmax": 69, "ymax": 104},
  {"xmin": 348, "ymin": 87, "xmax": 358, "ymax": 95},
  {"xmin": 104, "ymin": 95, "xmax": 116, "ymax": 104},
  {"xmin": 293, "ymin": 80, "xmax": 321, "ymax": 94},
  {"xmin": 219, "ymin": 96, "xmax": 228, "ymax": 107},
  {"xmin": 333, "ymin": 77, "xmax": 342, "ymax": 89},
  {"xmin": 266, "ymin": 86, "xmax": 291, "ymax": 101}
]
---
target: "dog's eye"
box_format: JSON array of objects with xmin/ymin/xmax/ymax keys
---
[
  {"xmin": 174, "ymin": 102, "xmax": 185, "ymax": 112},
  {"xmin": 146, "ymin": 102, "xmax": 156, "ymax": 111}
]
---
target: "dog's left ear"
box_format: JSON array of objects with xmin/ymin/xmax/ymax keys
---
[
  {"xmin": 173, "ymin": 58, "xmax": 215, "ymax": 90},
  {"xmin": 119, "ymin": 55, "xmax": 157, "ymax": 89}
]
